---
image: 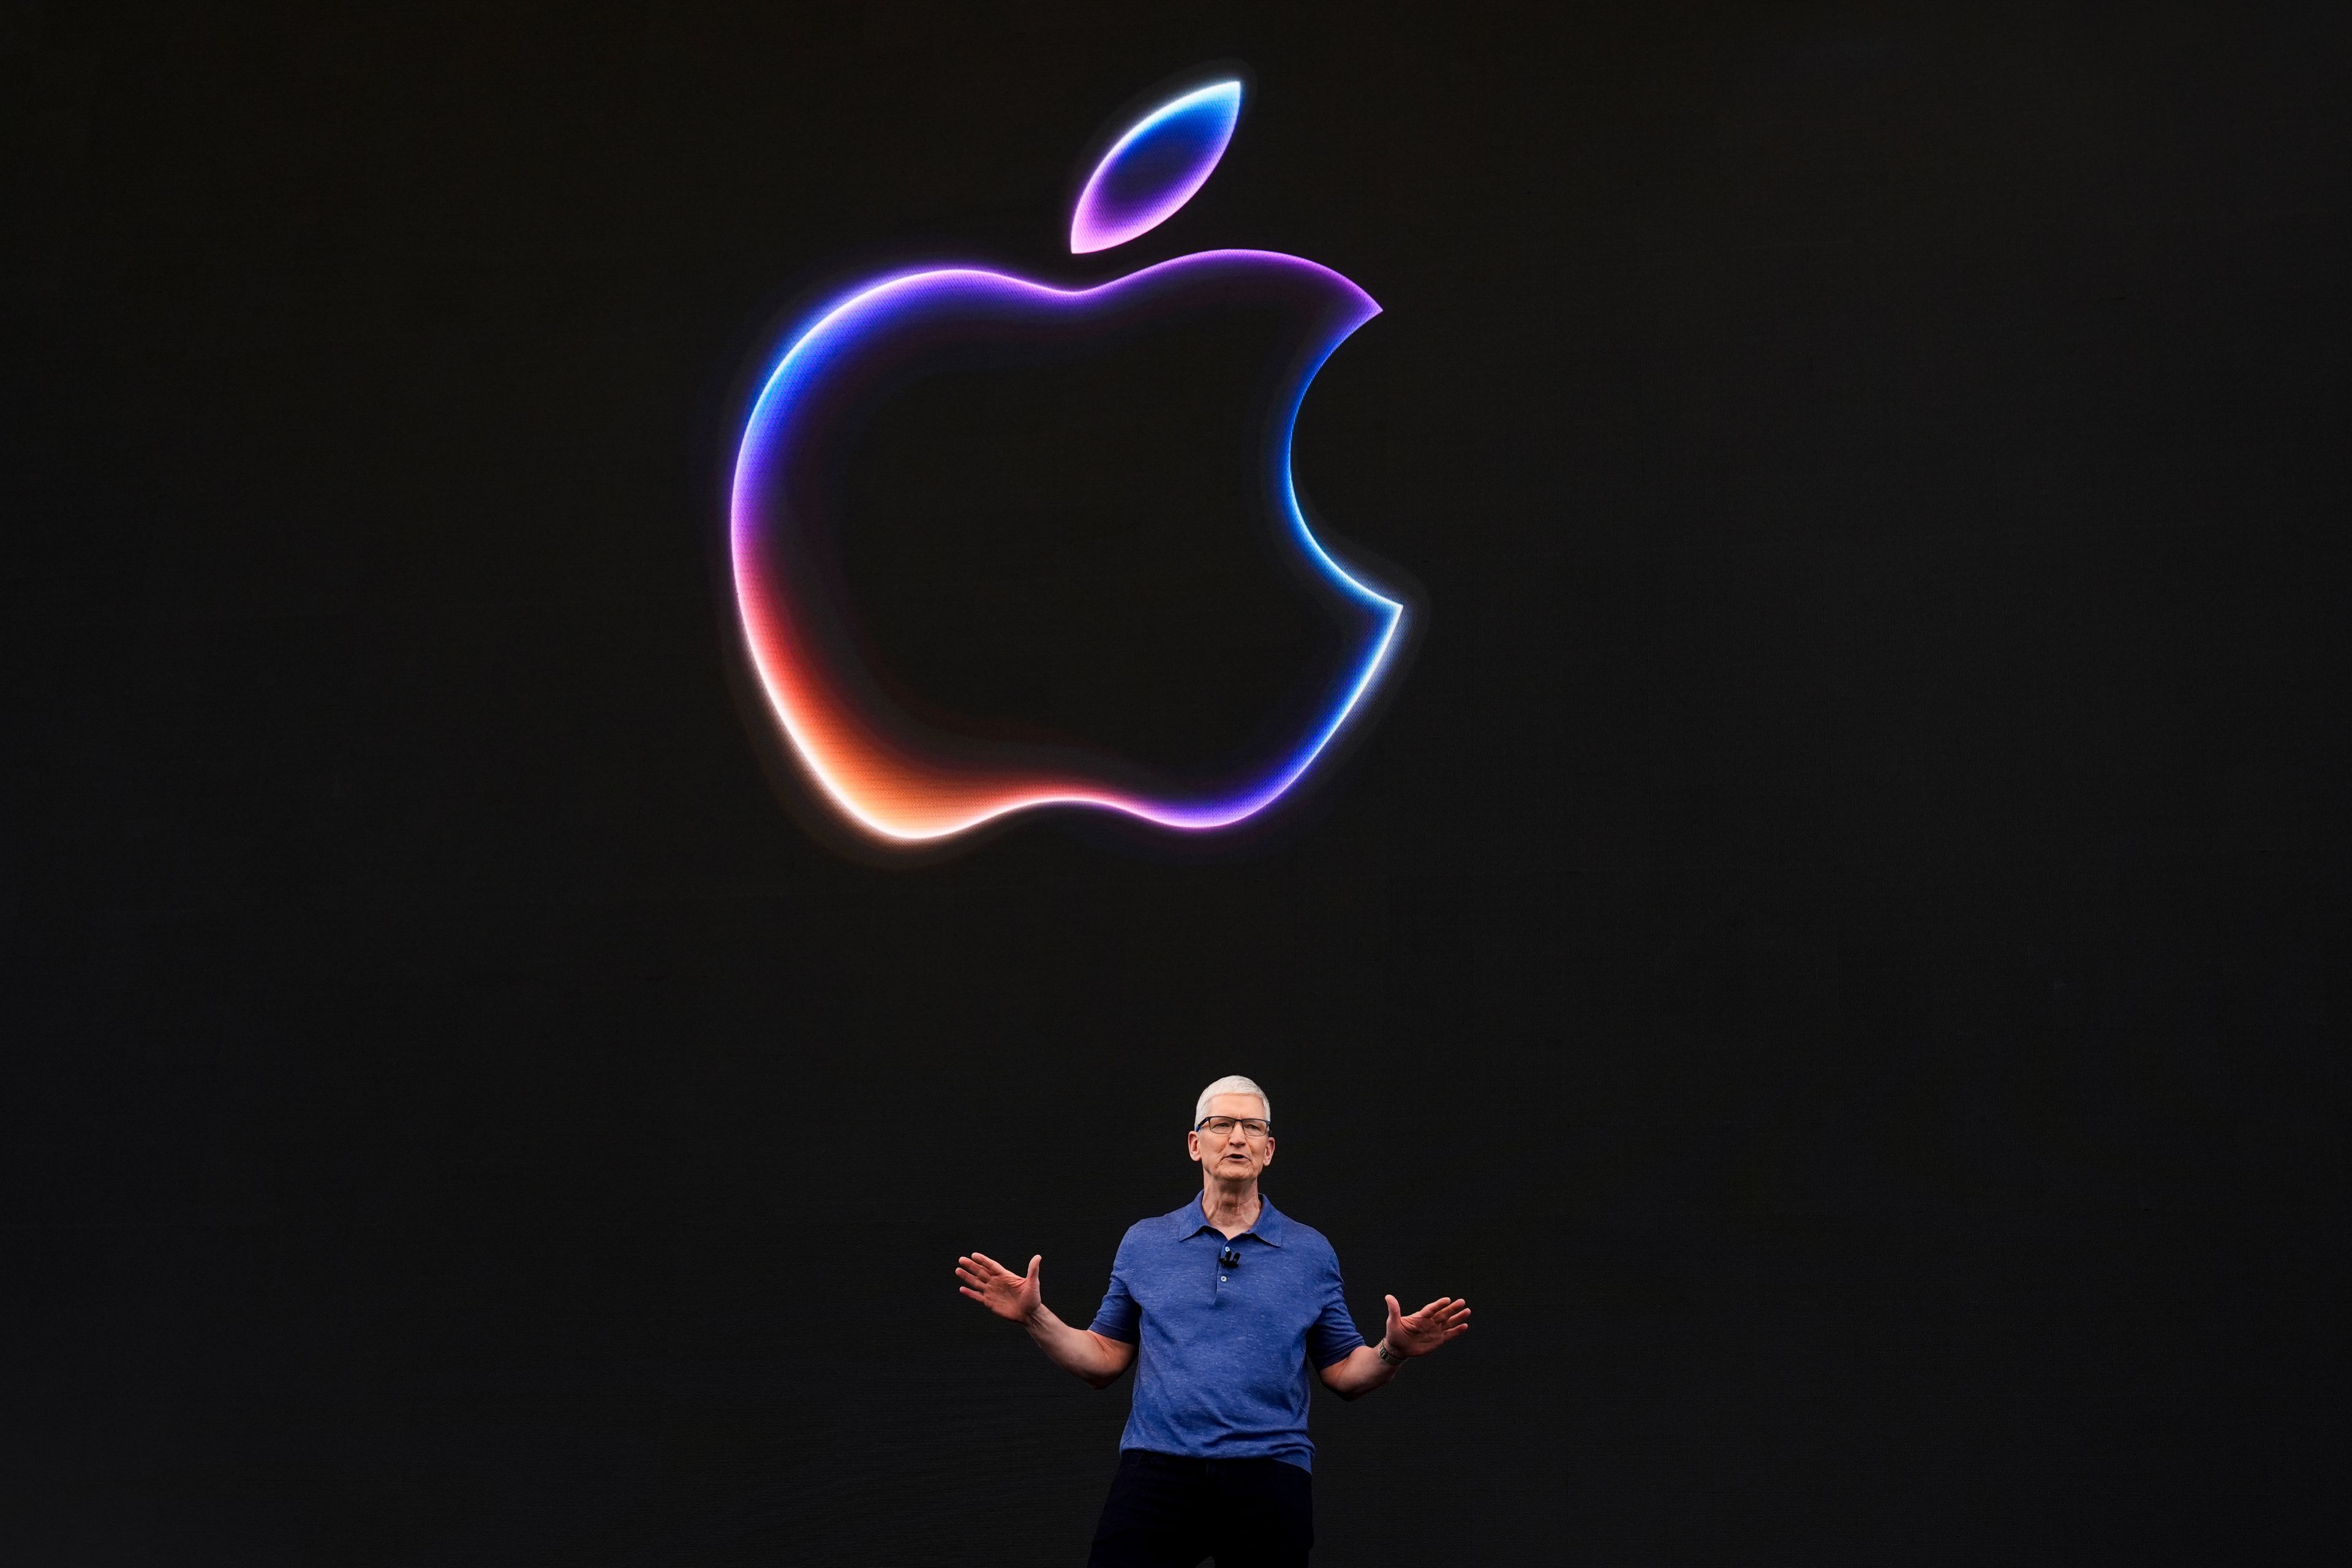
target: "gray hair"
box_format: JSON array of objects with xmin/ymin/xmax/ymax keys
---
[{"xmin": 1194, "ymin": 1074, "xmax": 1272, "ymax": 1128}]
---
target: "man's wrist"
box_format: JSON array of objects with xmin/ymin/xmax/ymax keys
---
[{"xmin": 1375, "ymin": 1338, "xmax": 1408, "ymax": 1366}]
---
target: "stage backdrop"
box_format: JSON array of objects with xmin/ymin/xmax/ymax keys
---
[{"xmin": 4, "ymin": 2, "xmax": 2343, "ymax": 1563}]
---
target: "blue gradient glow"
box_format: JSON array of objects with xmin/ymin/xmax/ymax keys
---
[
  {"xmin": 1070, "ymin": 81, "xmax": 1243, "ymax": 254},
  {"xmin": 731, "ymin": 253, "xmax": 1403, "ymax": 844},
  {"xmin": 729, "ymin": 69, "xmax": 1408, "ymax": 849}
]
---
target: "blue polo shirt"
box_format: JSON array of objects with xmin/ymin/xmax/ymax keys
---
[{"xmin": 1088, "ymin": 1194, "xmax": 1365, "ymax": 1471}]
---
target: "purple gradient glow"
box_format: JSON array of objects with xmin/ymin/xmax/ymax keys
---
[
  {"xmin": 1070, "ymin": 81, "xmax": 1243, "ymax": 254},
  {"xmin": 729, "ymin": 251, "xmax": 1403, "ymax": 845}
]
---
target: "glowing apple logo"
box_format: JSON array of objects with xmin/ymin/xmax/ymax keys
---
[{"xmin": 729, "ymin": 76, "xmax": 1407, "ymax": 848}]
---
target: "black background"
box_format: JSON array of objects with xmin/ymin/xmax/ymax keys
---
[{"xmin": 4, "ymin": 2, "xmax": 2346, "ymax": 1563}]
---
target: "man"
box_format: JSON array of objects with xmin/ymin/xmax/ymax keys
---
[{"xmin": 955, "ymin": 1075, "xmax": 1471, "ymax": 1566}]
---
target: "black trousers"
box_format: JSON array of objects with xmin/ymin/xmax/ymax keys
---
[{"xmin": 1086, "ymin": 1449, "xmax": 1314, "ymax": 1567}]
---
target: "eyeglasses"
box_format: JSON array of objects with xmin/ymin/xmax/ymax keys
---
[{"xmin": 1194, "ymin": 1117, "xmax": 1273, "ymax": 1140}]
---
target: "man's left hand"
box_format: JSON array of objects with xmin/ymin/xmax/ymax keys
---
[{"xmin": 1383, "ymin": 1294, "xmax": 1472, "ymax": 1357}]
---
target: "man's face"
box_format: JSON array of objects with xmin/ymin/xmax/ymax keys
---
[{"xmin": 1188, "ymin": 1093, "xmax": 1276, "ymax": 1183}]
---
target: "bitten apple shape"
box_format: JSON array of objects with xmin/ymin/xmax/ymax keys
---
[{"xmin": 729, "ymin": 77, "xmax": 1405, "ymax": 845}]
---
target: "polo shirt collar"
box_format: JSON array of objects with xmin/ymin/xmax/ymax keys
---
[{"xmin": 1167, "ymin": 1192, "xmax": 1287, "ymax": 1246}]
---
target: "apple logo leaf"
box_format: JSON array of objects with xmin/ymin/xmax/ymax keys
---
[{"xmin": 1070, "ymin": 80, "xmax": 1243, "ymax": 255}]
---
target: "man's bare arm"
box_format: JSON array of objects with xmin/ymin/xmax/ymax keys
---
[
  {"xmin": 1313, "ymin": 1342, "xmax": 1398, "ymax": 1401},
  {"xmin": 1022, "ymin": 1301, "xmax": 1137, "ymax": 1389},
  {"xmin": 1314, "ymin": 1294, "xmax": 1471, "ymax": 1401},
  {"xmin": 956, "ymin": 1251, "xmax": 1137, "ymax": 1389}
]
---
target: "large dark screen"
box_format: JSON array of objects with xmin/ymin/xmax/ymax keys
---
[{"xmin": 3, "ymin": 2, "xmax": 2344, "ymax": 1562}]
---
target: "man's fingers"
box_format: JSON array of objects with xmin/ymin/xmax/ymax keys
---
[
  {"xmin": 968, "ymin": 1251, "xmax": 1010, "ymax": 1276},
  {"xmin": 1384, "ymin": 1294, "xmax": 1479, "ymax": 1350},
  {"xmin": 1394, "ymin": 1297, "xmax": 1471, "ymax": 1346}
]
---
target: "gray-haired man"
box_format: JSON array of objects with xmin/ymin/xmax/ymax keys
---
[{"xmin": 957, "ymin": 1075, "xmax": 1472, "ymax": 1566}]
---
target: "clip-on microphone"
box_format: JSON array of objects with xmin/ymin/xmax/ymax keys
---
[{"xmin": 1219, "ymin": 1246, "xmax": 1242, "ymax": 1270}]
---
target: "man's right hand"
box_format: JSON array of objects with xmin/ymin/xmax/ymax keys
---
[
  {"xmin": 956, "ymin": 1251, "xmax": 1042, "ymax": 1323},
  {"xmin": 954, "ymin": 1249, "xmax": 1135, "ymax": 1388}
]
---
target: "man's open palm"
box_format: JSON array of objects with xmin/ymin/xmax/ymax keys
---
[
  {"xmin": 957, "ymin": 1251, "xmax": 1041, "ymax": 1324},
  {"xmin": 1384, "ymin": 1293, "xmax": 1472, "ymax": 1356}
]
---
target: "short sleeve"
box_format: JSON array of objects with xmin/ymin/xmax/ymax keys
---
[
  {"xmin": 1306, "ymin": 1252, "xmax": 1365, "ymax": 1368},
  {"xmin": 1087, "ymin": 1238, "xmax": 1140, "ymax": 1343}
]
